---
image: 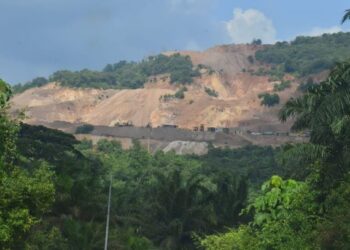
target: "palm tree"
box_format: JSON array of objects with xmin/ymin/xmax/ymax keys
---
[
  {"xmin": 279, "ymin": 61, "xmax": 350, "ymax": 188},
  {"xmin": 342, "ymin": 9, "xmax": 350, "ymax": 24},
  {"xmin": 279, "ymin": 61, "xmax": 350, "ymax": 142},
  {"xmin": 140, "ymin": 169, "xmax": 216, "ymax": 249}
]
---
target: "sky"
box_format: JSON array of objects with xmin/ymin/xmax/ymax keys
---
[{"xmin": 1, "ymin": 0, "xmax": 349, "ymax": 84}]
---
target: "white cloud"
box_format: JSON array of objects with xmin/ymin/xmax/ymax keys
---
[
  {"xmin": 226, "ymin": 8, "xmax": 276, "ymax": 44},
  {"xmin": 302, "ymin": 26, "xmax": 344, "ymax": 37}
]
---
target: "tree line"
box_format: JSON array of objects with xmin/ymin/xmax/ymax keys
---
[{"xmin": 13, "ymin": 54, "xmax": 200, "ymax": 93}]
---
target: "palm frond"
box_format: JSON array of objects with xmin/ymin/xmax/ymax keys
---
[
  {"xmin": 280, "ymin": 143, "xmax": 329, "ymax": 164},
  {"xmin": 342, "ymin": 9, "xmax": 350, "ymax": 24},
  {"xmin": 330, "ymin": 115, "xmax": 350, "ymax": 135},
  {"xmin": 278, "ymin": 97, "xmax": 306, "ymax": 122}
]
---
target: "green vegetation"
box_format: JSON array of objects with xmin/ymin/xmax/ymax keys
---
[
  {"xmin": 2, "ymin": 11, "xmax": 350, "ymax": 250},
  {"xmin": 160, "ymin": 86, "xmax": 188, "ymax": 101},
  {"xmin": 342, "ymin": 9, "xmax": 350, "ymax": 23},
  {"xmin": 273, "ymin": 80, "xmax": 291, "ymax": 91},
  {"xmin": 298, "ymin": 77, "xmax": 318, "ymax": 92},
  {"xmin": 250, "ymin": 65, "xmax": 285, "ymax": 81},
  {"xmin": 75, "ymin": 124, "xmax": 94, "ymax": 134},
  {"xmin": 199, "ymin": 56, "xmax": 350, "ymax": 249},
  {"xmin": 0, "ymin": 79, "xmax": 55, "ymax": 249},
  {"xmin": 251, "ymin": 39, "xmax": 262, "ymax": 45},
  {"xmin": 247, "ymin": 55, "xmax": 254, "ymax": 64},
  {"xmin": 3, "ymin": 55, "xmax": 350, "ymax": 249},
  {"xmin": 174, "ymin": 86, "xmax": 187, "ymax": 99},
  {"xmin": 198, "ymin": 64, "xmax": 215, "ymax": 75},
  {"xmin": 204, "ymin": 87, "xmax": 218, "ymax": 97},
  {"xmin": 258, "ymin": 93, "xmax": 280, "ymax": 107},
  {"xmin": 15, "ymin": 54, "xmax": 201, "ymax": 93},
  {"xmin": 0, "ymin": 78, "xmax": 285, "ymax": 248},
  {"xmin": 13, "ymin": 77, "xmax": 49, "ymax": 94},
  {"xmin": 256, "ymin": 32, "xmax": 350, "ymax": 76}
]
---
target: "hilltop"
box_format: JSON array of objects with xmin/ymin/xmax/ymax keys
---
[{"xmin": 10, "ymin": 32, "xmax": 350, "ymax": 133}]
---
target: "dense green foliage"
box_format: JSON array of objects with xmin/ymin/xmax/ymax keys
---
[
  {"xmin": 50, "ymin": 54, "xmax": 199, "ymax": 89},
  {"xmin": 12, "ymin": 77, "xmax": 48, "ymax": 94},
  {"xmin": 200, "ymin": 57, "xmax": 350, "ymax": 249},
  {"xmin": 256, "ymin": 32, "xmax": 350, "ymax": 76},
  {"xmin": 0, "ymin": 94, "xmax": 284, "ymax": 250},
  {"xmin": 3, "ymin": 58, "xmax": 350, "ymax": 249},
  {"xmin": 3, "ymin": 12, "xmax": 350, "ymax": 250},
  {"xmin": 249, "ymin": 65, "xmax": 285, "ymax": 82},
  {"xmin": 258, "ymin": 93, "xmax": 280, "ymax": 107},
  {"xmin": 0, "ymin": 79, "xmax": 283, "ymax": 249},
  {"xmin": 0, "ymin": 80, "xmax": 55, "ymax": 250},
  {"xmin": 15, "ymin": 54, "xmax": 200, "ymax": 93},
  {"xmin": 193, "ymin": 145, "xmax": 281, "ymax": 187}
]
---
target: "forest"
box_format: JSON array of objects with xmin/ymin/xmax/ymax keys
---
[
  {"xmin": 255, "ymin": 32, "xmax": 350, "ymax": 76},
  {"xmin": 2, "ymin": 53, "xmax": 350, "ymax": 248},
  {"xmin": 13, "ymin": 53, "xmax": 200, "ymax": 93},
  {"xmin": 1, "ymin": 9, "xmax": 350, "ymax": 250}
]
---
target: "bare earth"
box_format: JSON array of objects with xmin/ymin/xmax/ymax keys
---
[{"xmin": 10, "ymin": 44, "xmax": 307, "ymax": 132}]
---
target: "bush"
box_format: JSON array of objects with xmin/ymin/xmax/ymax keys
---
[
  {"xmin": 273, "ymin": 80, "xmax": 291, "ymax": 91},
  {"xmin": 205, "ymin": 87, "xmax": 218, "ymax": 97},
  {"xmin": 161, "ymin": 87, "xmax": 188, "ymax": 101},
  {"xmin": 258, "ymin": 93, "xmax": 280, "ymax": 107},
  {"xmin": 75, "ymin": 124, "xmax": 94, "ymax": 134},
  {"xmin": 174, "ymin": 86, "xmax": 187, "ymax": 99},
  {"xmin": 247, "ymin": 55, "xmax": 255, "ymax": 64}
]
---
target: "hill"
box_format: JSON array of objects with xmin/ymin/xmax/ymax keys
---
[{"xmin": 10, "ymin": 32, "xmax": 350, "ymax": 133}]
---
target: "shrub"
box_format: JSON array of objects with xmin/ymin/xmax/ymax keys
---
[
  {"xmin": 205, "ymin": 87, "xmax": 218, "ymax": 97},
  {"xmin": 273, "ymin": 80, "xmax": 291, "ymax": 91},
  {"xmin": 258, "ymin": 93, "xmax": 280, "ymax": 107}
]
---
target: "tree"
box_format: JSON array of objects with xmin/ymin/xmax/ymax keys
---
[
  {"xmin": 279, "ymin": 61, "xmax": 350, "ymax": 189},
  {"xmin": 199, "ymin": 176, "xmax": 317, "ymax": 250},
  {"xmin": 0, "ymin": 79, "xmax": 55, "ymax": 249},
  {"xmin": 258, "ymin": 93, "xmax": 280, "ymax": 107},
  {"xmin": 251, "ymin": 39, "xmax": 262, "ymax": 45}
]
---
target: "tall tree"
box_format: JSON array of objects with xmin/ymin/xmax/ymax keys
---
[
  {"xmin": 0, "ymin": 79, "xmax": 55, "ymax": 249},
  {"xmin": 279, "ymin": 61, "xmax": 350, "ymax": 190}
]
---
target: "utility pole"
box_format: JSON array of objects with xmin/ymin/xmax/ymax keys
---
[
  {"xmin": 147, "ymin": 126, "xmax": 152, "ymax": 153},
  {"xmin": 104, "ymin": 174, "xmax": 112, "ymax": 250}
]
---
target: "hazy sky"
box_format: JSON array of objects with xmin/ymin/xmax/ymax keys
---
[{"xmin": 1, "ymin": 0, "xmax": 349, "ymax": 84}]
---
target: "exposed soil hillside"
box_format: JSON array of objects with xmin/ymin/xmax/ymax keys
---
[{"xmin": 10, "ymin": 44, "xmax": 306, "ymax": 131}]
